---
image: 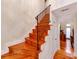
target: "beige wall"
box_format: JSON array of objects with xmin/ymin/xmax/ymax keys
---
[{"xmin": 2, "ymin": 0, "xmax": 45, "ymax": 54}]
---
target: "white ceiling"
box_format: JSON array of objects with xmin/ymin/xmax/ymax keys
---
[
  {"xmin": 47, "ymin": 0, "xmax": 77, "ymax": 11},
  {"xmin": 52, "ymin": 2, "xmax": 77, "ymax": 25}
]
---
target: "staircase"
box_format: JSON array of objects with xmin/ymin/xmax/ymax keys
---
[
  {"xmin": 2, "ymin": 5, "xmax": 51, "ymax": 59},
  {"xmin": 25, "ymin": 13, "xmax": 50, "ymax": 52}
]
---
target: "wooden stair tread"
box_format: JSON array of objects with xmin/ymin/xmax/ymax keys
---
[
  {"xmin": 38, "ymin": 22, "xmax": 50, "ymax": 25},
  {"xmin": 32, "ymin": 29, "xmax": 49, "ymax": 33},
  {"xmin": 29, "ymin": 31, "xmax": 47, "ymax": 39},
  {"xmin": 25, "ymin": 37, "xmax": 45, "ymax": 44},
  {"xmin": 37, "ymin": 24, "xmax": 50, "ymax": 27}
]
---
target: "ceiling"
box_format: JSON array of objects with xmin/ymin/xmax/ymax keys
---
[{"xmin": 52, "ymin": 2, "xmax": 77, "ymax": 25}]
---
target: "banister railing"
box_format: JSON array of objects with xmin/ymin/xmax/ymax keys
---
[
  {"xmin": 35, "ymin": 5, "xmax": 51, "ymax": 23},
  {"xmin": 35, "ymin": 5, "xmax": 51, "ymax": 54}
]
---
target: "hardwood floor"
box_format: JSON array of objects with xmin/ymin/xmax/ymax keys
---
[
  {"xmin": 53, "ymin": 49, "xmax": 76, "ymax": 59},
  {"xmin": 53, "ymin": 30, "xmax": 76, "ymax": 59}
]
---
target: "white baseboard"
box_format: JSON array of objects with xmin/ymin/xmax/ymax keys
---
[{"xmin": 1, "ymin": 47, "xmax": 9, "ymax": 55}]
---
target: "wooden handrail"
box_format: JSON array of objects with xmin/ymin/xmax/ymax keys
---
[{"xmin": 35, "ymin": 5, "xmax": 51, "ymax": 20}]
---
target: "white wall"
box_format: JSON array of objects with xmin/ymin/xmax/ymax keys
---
[
  {"xmin": 1, "ymin": 0, "xmax": 45, "ymax": 55},
  {"xmin": 73, "ymin": 14, "xmax": 77, "ymax": 56},
  {"xmin": 50, "ymin": 14, "xmax": 60, "ymax": 58}
]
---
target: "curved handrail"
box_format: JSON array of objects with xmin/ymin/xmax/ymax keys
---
[
  {"xmin": 35, "ymin": 5, "xmax": 51, "ymax": 19},
  {"xmin": 35, "ymin": 5, "xmax": 51, "ymax": 22}
]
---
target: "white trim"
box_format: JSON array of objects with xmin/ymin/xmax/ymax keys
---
[
  {"xmin": 51, "ymin": 2, "xmax": 77, "ymax": 11},
  {"xmin": 1, "ymin": 47, "xmax": 9, "ymax": 55}
]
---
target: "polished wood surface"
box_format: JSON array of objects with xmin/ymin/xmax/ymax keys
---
[
  {"xmin": 2, "ymin": 13, "xmax": 50, "ymax": 59},
  {"xmin": 54, "ymin": 49, "xmax": 76, "ymax": 59},
  {"xmin": 53, "ymin": 30, "xmax": 76, "ymax": 59}
]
